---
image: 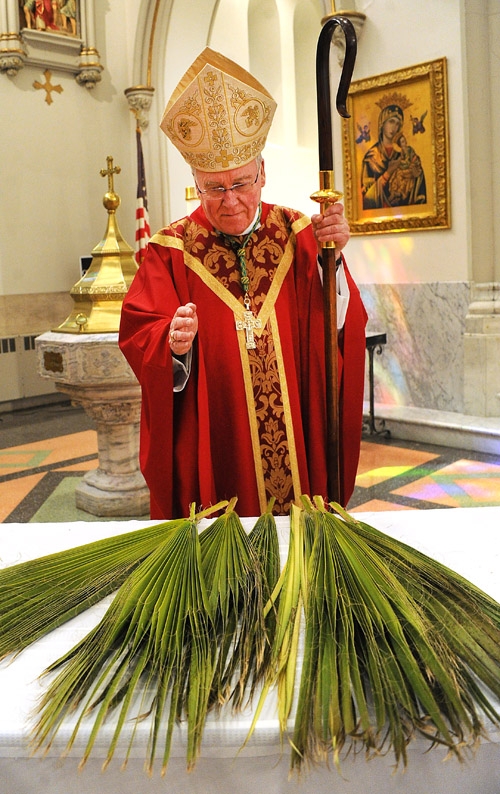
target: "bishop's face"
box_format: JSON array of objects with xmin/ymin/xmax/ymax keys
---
[{"xmin": 194, "ymin": 159, "xmax": 265, "ymax": 236}]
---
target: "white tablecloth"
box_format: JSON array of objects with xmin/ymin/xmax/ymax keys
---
[{"xmin": 1, "ymin": 507, "xmax": 500, "ymax": 794}]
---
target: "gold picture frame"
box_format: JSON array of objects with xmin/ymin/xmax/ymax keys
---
[{"xmin": 341, "ymin": 58, "xmax": 450, "ymax": 235}]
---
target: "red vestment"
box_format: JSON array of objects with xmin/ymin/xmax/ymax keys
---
[{"xmin": 119, "ymin": 203, "xmax": 367, "ymax": 518}]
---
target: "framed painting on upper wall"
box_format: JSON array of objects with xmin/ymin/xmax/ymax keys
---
[
  {"xmin": 0, "ymin": 0, "xmax": 102, "ymax": 86},
  {"xmin": 341, "ymin": 57, "xmax": 450, "ymax": 235},
  {"xmin": 16, "ymin": 0, "xmax": 82, "ymax": 72}
]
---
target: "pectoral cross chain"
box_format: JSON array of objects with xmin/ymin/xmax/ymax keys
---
[
  {"xmin": 236, "ymin": 307, "xmax": 262, "ymax": 350},
  {"xmin": 222, "ymin": 209, "xmax": 263, "ymax": 349}
]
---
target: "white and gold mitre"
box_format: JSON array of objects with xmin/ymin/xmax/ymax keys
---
[{"xmin": 160, "ymin": 48, "xmax": 276, "ymax": 172}]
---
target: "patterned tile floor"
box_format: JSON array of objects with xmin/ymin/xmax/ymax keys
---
[
  {"xmin": 1, "ymin": 402, "xmax": 500, "ymax": 523},
  {"xmin": 349, "ymin": 438, "xmax": 500, "ymax": 512}
]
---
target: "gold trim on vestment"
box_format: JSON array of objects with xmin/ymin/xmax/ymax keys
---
[
  {"xmin": 185, "ymin": 250, "xmax": 243, "ymax": 315},
  {"xmin": 236, "ymin": 329, "xmax": 268, "ymax": 513},
  {"xmin": 153, "ymin": 229, "xmax": 304, "ymax": 335},
  {"xmin": 150, "ymin": 233, "xmax": 184, "ymax": 249},
  {"xmin": 291, "ymin": 214, "xmax": 313, "ymax": 236},
  {"xmin": 150, "ymin": 233, "xmax": 243, "ymax": 314},
  {"xmin": 258, "ymin": 237, "xmax": 294, "ymax": 330},
  {"xmin": 270, "ymin": 312, "xmax": 302, "ymax": 505},
  {"xmin": 149, "ymin": 226, "xmax": 310, "ymax": 328}
]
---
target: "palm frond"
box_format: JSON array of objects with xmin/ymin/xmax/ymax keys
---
[
  {"xmin": 31, "ymin": 502, "xmax": 227, "ymax": 775},
  {"xmin": 248, "ymin": 497, "xmax": 280, "ymax": 597},
  {"xmin": 0, "ymin": 518, "xmax": 184, "ymax": 661},
  {"xmin": 243, "ymin": 502, "xmax": 306, "ymax": 745},
  {"xmin": 199, "ymin": 498, "xmax": 268, "ymax": 711},
  {"xmin": 247, "ymin": 498, "xmax": 281, "ymax": 673}
]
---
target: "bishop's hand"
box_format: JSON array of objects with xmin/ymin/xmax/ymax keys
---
[
  {"xmin": 311, "ymin": 202, "xmax": 350, "ymax": 258},
  {"xmin": 169, "ymin": 303, "xmax": 198, "ymax": 354}
]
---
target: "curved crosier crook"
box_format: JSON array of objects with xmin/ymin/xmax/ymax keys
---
[{"xmin": 316, "ymin": 16, "xmax": 357, "ymax": 170}]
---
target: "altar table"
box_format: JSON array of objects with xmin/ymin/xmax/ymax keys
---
[{"xmin": 1, "ymin": 507, "xmax": 499, "ymax": 794}]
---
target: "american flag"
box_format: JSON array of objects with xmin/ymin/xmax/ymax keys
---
[{"xmin": 135, "ymin": 127, "xmax": 151, "ymax": 265}]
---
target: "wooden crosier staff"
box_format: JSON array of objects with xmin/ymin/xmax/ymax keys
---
[{"xmin": 311, "ymin": 16, "xmax": 357, "ymax": 504}]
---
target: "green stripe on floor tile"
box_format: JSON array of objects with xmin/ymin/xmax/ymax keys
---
[{"xmin": 30, "ymin": 477, "xmax": 149, "ymax": 523}]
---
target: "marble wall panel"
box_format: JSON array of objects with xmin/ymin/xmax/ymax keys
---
[{"xmin": 359, "ymin": 283, "xmax": 471, "ymax": 413}]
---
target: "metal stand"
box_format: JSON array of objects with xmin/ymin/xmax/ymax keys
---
[{"xmin": 363, "ymin": 332, "xmax": 390, "ymax": 437}]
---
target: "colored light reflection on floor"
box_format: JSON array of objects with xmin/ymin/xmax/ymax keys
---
[
  {"xmin": 356, "ymin": 440, "xmax": 438, "ymax": 479},
  {"xmin": 392, "ymin": 459, "xmax": 500, "ymax": 507},
  {"xmin": 356, "ymin": 465, "xmax": 420, "ymax": 488}
]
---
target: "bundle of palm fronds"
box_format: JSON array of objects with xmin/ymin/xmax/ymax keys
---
[
  {"xmin": 1, "ymin": 496, "xmax": 500, "ymax": 778},
  {"xmin": 290, "ymin": 498, "xmax": 500, "ymax": 771},
  {"xmin": 24, "ymin": 499, "xmax": 274, "ymax": 775}
]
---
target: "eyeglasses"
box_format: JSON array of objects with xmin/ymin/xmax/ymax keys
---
[{"xmin": 195, "ymin": 166, "xmax": 260, "ymax": 200}]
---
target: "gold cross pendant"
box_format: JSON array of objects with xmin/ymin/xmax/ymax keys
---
[{"xmin": 235, "ymin": 309, "xmax": 262, "ymax": 349}]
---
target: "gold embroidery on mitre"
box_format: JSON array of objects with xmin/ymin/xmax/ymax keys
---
[{"xmin": 160, "ymin": 48, "xmax": 276, "ymax": 172}]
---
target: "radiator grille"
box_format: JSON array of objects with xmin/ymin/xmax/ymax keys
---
[{"xmin": 0, "ymin": 337, "xmax": 16, "ymax": 355}]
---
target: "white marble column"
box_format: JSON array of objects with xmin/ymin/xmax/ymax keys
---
[
  {"xmin": 461, "ymin": 2, "xmax": 500, "ymax": 418},
  {"xmin": 463, "ymin": 283, "xmax": 500, "ymax": 417}
]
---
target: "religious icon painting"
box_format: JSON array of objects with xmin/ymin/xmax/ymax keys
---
[
  {"xmin": 341, "ymin": 57, "xmax": 450, "ymax": 235},
  {"xmin": 20, "ymin": 0, "xmax": 79, "ymax": 37},
  {"xmin": 9, "ymin": 0, "xmax": 102, "ymax": 87}
]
